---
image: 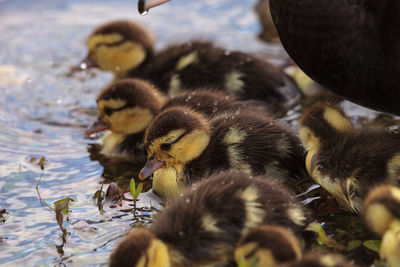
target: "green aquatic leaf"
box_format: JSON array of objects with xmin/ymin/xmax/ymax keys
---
[
  {"xmin": 53, "ymin": 197, "xmax": 74, "ymax": 233},
  {"xmin": 130, "ymin": 178, "xmax": 136, "ymax": 199},
  {"xmin": 363, "ymin": 240, "xmax": 381, "ymax": 253},
  {"xmin": 135, "ymin": 183, "xmax": 143, "ymax": 199},
  {"xmin": 306, "ymin": 222, "xmax": 345, "ymax": 250},
  {"xmin": 347, "ymin": 240, "xmax": 362, "ymax": 251},
  {"xmin": 54, "ymin": 197, "xmax": 74, "ymax": 215}
]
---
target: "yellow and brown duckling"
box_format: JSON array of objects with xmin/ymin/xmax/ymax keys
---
[
  {"xmin": 139, "ymin": 106, "xmax": 307, "ymax": 200},
  {"xmin": 363, "ymin": 185, "xmax": 400, "ymax": 267},
  {"xmin": 76, "ymin": 20, "xmax": 300, "ymax": 108},
  {"xmin": 85, "ymin": 79, "xmax": 164, "ymax": 162},
  {"xmin": 234, "ymin": 225, "xmax": 302, "ymax": 267},
  {"xmin": 110, "ymin": 171, "xmax": 311, "ymax": 267},
  {"xmin": 86, "ymin": 78, "xmax": 268, "ymax": 161},
  {"xmin": 299, "ymin": 102, "xmax": 400, "ymax": 213}
]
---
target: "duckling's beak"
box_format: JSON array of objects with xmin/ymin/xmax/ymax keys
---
[
  {"xmin": 138, "ymin": 0, "xmax": 170, "ymax": 13},
  {"xmin": 139, "ymin": 155, "xmax": 166, "ymax": 180},
  {"xmin": 85, "ymin": 116, "xmax": 109, "ymax": 136},
  {"xmin": 70, "ymin": 55, "xmax": 98, "ymax": 72}
]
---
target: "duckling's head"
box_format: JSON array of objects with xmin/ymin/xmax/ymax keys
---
[
  {"xmin": 299, "ymin": 102, "xmax": 353, "ymax": 153},
  {"xmin": 110, "ymin": 228, "xmax": 170, "ymax": 267},
  {"xmin": 85, "ymin": 79, "xmax": 164, "ymax": 136},
  {"xmin": 299, "ymin": 102, "xmax": 358, "ymax": 211},
  {"xmin": 234, "ymin": 225, "xmax": 302, "ymax": 267},
  {"xmin": 139, "ymin": 107, "xmax": 210, "ymax": 180},
  {"xmin": 82, "ymin": 20, "xmax": 154, "ymax": 76},
  {"xmin": 363, "ymin": 185, "xmax": 400, "ymax": 266}
]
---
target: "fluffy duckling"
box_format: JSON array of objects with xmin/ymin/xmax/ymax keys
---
[
  {"xmin": 86, "ymin": 78, "xmax": 267, "ymax": 160},
  {"xmin": 110, "ymin": 171, "xmax": 311, "ymax": 267},
  {"xmin": 234, "ymin": 225, "xmax": 302, "ymax": 267},
  {"xmin": 282, "ymin": 252, "xmax": 356, "ymax": 267},
  {"xmin": 85, "ymin": 78, "xmax": 164, "ymax": 162},
  {"xmin": 139, "ymin": 106, "xmax": 307, "ymax": 200},
  {"xmin": 363, "ymin": 185, "xmax": 400, "ymax": 267},
  {"xmin": 299, "ymin": 102, "xmax": 400, "ymax": 213},
  {"xmin": 77, "ymin": 20, "xmax": 300, "ymax": 108}
]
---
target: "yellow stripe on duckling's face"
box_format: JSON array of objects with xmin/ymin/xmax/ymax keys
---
[
  {"xmin": 299, "ymin": 125, "xmax": 321, "ymax": 152},
  {"xmin": 87, "ymin": 33, "xmax": 146, "ymax": 75},
  {"xmin": 98, "ymin": 99, "xmax": 154, "ymax": 134},
  {"xmin": 147, "ymin": 129, "xmax": 210, "ymax": 171}
]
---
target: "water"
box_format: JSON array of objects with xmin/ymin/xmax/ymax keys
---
[
  {"xmin": 0, "ymin": 0, "xmax": 398, "ymax": 266},
  {"xmin": 0, "ymin": 0, "xmax": 277, "ymax": 265}
]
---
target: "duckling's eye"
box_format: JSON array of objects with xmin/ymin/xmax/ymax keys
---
[
  {"xmin": 160, "ymin": 143, "xmax": 171, "ymax": 150},
  {"xmin": 104, "ymin": 107, "xmax": 113, "ymax": 116}
]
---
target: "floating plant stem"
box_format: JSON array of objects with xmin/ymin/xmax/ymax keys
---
[{"xmin": 130, "ymin": 178, "xmax": 143, "ymax": 212}]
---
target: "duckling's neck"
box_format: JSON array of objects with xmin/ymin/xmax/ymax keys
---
[
  {"xmin": 101, "ymin": 131, "xmax": 145, "ymax": 159},
  {"xmin": 152, "ymin": 167, "xmax": 183, "ymax": 200}
]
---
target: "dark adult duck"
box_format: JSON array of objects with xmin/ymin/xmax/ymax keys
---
[{"xmin": 139, "ymin": 0, "xmax": 400, "ymax": 115}]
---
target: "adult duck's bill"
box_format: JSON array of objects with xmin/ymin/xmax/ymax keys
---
[
  {"xmin": 138, "ymin": 0, "xmax": 170, "ymax": 14},
  {"xmin": 70, "ymin": 55, "xmax": 98, "ymax": 72},
  {"xmin": 139, "ymin": 156, "xmax": 166, "ymax": 180},
  {"xmin": 85, "ymin": 117, "xmax": 109, "ymax": 136}
]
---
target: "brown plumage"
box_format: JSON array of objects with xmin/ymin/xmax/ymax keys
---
[
  {"xmin": 363, "ymin": 185, "xmax": 400, "ymax": 266},
  {"xmin": 269, "ymin": 0, "xmax": 400, "ymax": 115},
  {"xmin": 235, "ymin": 225, "xmax": 302, "ymax": 267},
  {"xmin": 86, "ymin": 79, "xmax": 267, "ymax": 160},
  {"xmin": 109, "ymin": 171, "xmax": 311, "ymax": 267},
  {"xmin": 140, "ymin": 106, "xmax": 307, "ymax": 199},
  {"xmin": 299, "ymin": 102, "xmax": 400, "ymax": 213},
  {"xmin": 79, "ymin": 20, "xmax": 301, "ymax": 109}
]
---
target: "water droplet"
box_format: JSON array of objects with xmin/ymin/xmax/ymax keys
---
[
  {"xmin": 141, "ymin": 10, "xmax": 148, "ymax": 16},
  {"xmin": 80, "ymin": 63, "xmax": 87, "ymax": 70},
  {"xmin": 225, "ymin": 50, "xmax": 231, "ymax": 56}
]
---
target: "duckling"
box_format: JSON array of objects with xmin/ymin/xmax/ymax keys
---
[
  {"xmin": 254, "ymin": 0, "xmax": 280, "ymax": 42},
  {"xmin": 85, "ymin": 78, "xmax": 164, "ymax": 162},
  {"xmin": 139, "ymin": 106, "xmax": 307, "ymax": 200},
  {"xmin": 109, "ymin": 170, "xmax": 311, "ymax": 267},
  {"xmin": 86, "ymin": 78, "xmax": 268, "ymax": 160},
  {"xmin": 234, "ymin": 225, "xmax": 302, "ymax": 267},
  {"xmin": 77, "ymin": 20, "xmax": 300, "ymax": 108},
  {"xmin": 363, "ymin": 185, "xmax": 400, "ymax": 267},
  {"xmin": 299, "ymin": 102, "xmax": 400, "ymax": 213},
  {"xmin": 283, "ymin": 252, "xmax": 357, "ymax": 267}
]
